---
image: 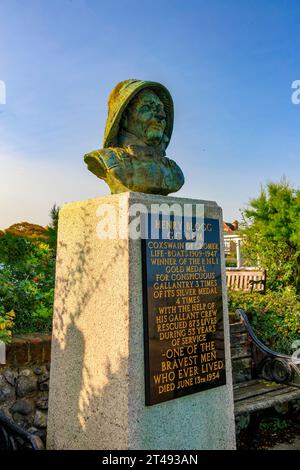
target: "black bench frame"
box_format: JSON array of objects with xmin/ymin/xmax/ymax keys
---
[
  {"xmin": 236, "ymin": 309, "xmax": 300, "ymax": 388},
  {"xmin": 0, "ymin": 411, "xmax": 44, "ymax": 450},
  {"xmin": 233, "ymin": 309, "xmax": 300, "ymax": 420}
]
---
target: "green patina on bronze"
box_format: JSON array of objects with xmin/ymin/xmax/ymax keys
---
[{"xmin": 84, "ymin": 79, "xmax": 185, "ymax": 195}]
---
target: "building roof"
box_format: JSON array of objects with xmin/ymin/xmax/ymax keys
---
[{"xmin": 223, "ymin": 220, "xmax": 239, "ymax": 234}]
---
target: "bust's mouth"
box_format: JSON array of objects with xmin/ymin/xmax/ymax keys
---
[{"xmin": 149, "ymin": 122, "xmax": 165, "ymax": 132}]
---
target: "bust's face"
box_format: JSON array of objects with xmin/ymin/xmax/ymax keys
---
[{"xmin": 122, "ymin": 89, "xmax": 166, "ymax": 146}]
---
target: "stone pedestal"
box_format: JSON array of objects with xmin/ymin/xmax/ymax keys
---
[{"xmin": 47, "ymin": 192, "xmax": 236, "ymax": 450}]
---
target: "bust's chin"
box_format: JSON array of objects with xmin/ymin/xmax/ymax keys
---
[{"xmin": 144, "ymin": 130, "xmax": 164, "ymax": 147}]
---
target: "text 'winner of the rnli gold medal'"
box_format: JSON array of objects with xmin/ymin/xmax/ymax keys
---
[{"xmin": 141, "ymin": 214, "xmax": 226, "ymax": 406}]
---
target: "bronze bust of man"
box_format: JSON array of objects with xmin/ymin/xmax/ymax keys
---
[{"xmin": 84, "ymin": 79, "xmax": 184, "ymax": 195}]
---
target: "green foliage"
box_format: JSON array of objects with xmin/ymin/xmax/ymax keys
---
[
  {"xmin": 258, "ymin": 417, "xmax": 290, "ymax": 432},
  {"xmin": 0, "ymin": 233, "xmax": 55, "ymax": 333},
  {"xmin": 0, "ymin": 307, "xmax": 15, "ymax": 344},
  {"xmin": 46, "ymin": 204, "xmax": 60, "ymax": 256},
  {"xmin": 0, "ymin": 206, "xmax": 59, "ymax": 335},
  {"xmin": 226, "ymin": 259, "xmax": 237, "ymax": 268},
  {"xmin": 228, "ymin": 289, "xmax": 300, "ymax": 354},
  {"xmin": 241, "ymin": 179, "xmax": 300, "ymax": 292}
]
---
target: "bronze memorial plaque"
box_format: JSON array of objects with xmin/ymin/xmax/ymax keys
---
[{"xmin": 142, "ymin": 213, "xmax": 226, "ymax": 406}]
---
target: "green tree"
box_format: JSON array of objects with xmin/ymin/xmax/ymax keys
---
[
  {"xmin": 0, "ymin": 233, "xmax": 55, "ymax": 332},
  {"xmin": 0, "ymin": 204, "xmax": 59, "ymax": 334},
  {"xmin": 47, "ymin": 203, "xmax": 60, "ymax": 256},
  {"xmin": 5, "ymin": 222, "xmax": 48, "ymax": 241},
  {"xmin": 241, "ymin": 179, "xmax": 300, "ymax": 292}
]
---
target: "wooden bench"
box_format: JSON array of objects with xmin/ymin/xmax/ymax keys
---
[
  {"xmin": 231, "ymin": 309, "xmax": 300, "ymax": 427},
  {"xmin": 234, "ymin": 379, "xmax": 300, "ymax": 416},
  {"xmin": 227, "ymin": 268, "xmax": 266, "ymax": 293}
]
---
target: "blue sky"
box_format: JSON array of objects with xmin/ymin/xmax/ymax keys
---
[{"xmin": 0, "ymin": 0, "xmax": 300, "ymax": 228}]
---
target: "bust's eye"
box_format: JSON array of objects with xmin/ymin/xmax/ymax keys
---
[{"xmin": 140, "ymin": 105, "xmax": 150, "ymax": 112}]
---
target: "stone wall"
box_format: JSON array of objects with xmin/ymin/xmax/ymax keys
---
[{"xmin": 0, "ymin": 334, "xmax": 51, "ymax": 443}]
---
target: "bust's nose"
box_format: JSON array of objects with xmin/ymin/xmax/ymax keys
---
[{"xmin": 155, "ymin": 106, "xmax": 166, "ymax": 121}]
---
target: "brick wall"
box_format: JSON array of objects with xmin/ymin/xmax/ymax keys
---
[{"xmin": 4, "ymin": 334, "xmax": 51, "ymax": 367}]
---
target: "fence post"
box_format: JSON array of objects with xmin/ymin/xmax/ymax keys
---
[{"xmin": 0, "ymin": 340, "xmax": 6, "ymax": 365}]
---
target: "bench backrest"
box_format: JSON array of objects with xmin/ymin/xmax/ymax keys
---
[
  {"xmin": 226, "ymin": 268, "xmax": 266, "ymax": 292},
  {"xmin": 230, "ymin": 320, "xmax": 252, "ymax": 384}
]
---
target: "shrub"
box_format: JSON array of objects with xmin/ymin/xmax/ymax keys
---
[
  {"xmin": 228, "ymin": 289, "xmax": 300, "ymax": 354},
  {"xmin": 258, "ymin": 417, "xmax": 290, "ymax": 432},
  {"xmin": 0, "ymin": 307, "xmax": 15, "ymax": 344},
  {"xmin": 0, "ymin": 234, "xmax": 55, "ymax": 333}
]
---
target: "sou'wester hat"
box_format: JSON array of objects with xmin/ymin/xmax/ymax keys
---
[{"xmin": 103, "ymin": 79, "xmax": 174, "ymax": 149}]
